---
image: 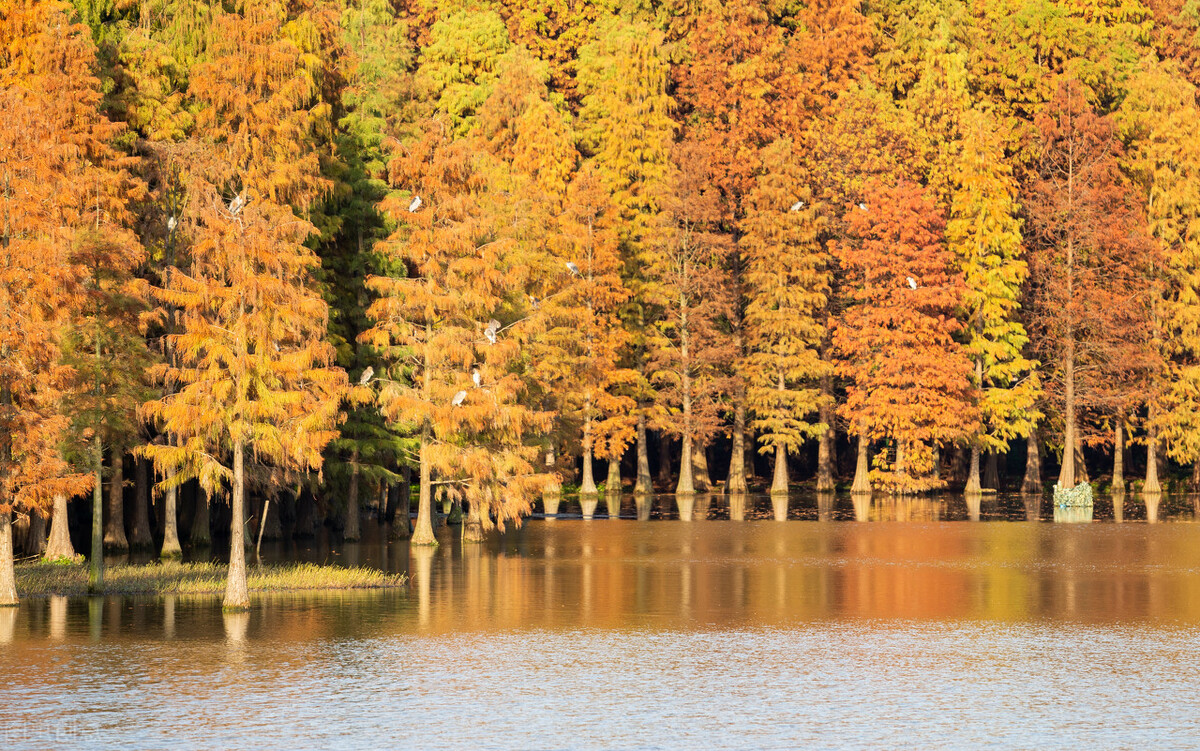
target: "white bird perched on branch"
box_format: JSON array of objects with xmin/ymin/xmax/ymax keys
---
[
  {"xmin": 167, "ymin": 215, "xmax": 177, "ymax": 232},
  {"xmin": 359, "ymin": 366, "xmax": 374, "ymax": 386},
  {"xmin": 228, "ymin": 194, "xmax": 245, "ymax": 216},
  {"xmin": 451, "ymin": 390, "xmax": 468, "ymax": 406},
  {"xmin": 790, "ymin": 200, "xmax": 805, "ymax": 212},
  {"xmin": 565, "ymin": 261, "xmax": 580, "ymax": 276},
  {"xmin": 408, "ymin": 195, "xmax": 422, "ymax": 213},
  {"xmin": 857, "ymin": 202, "xmax": 868, "ymax": 212},
  {"xmin": 472, "ymin": 368, "xmax": 481, "ymax": 387},
  {"xmin": 907, "ymin": 277, "xmax": 918, "ymax": 290},
  {"xmin": 529, "ymin": 295, "xmax": 539, "ymax": 310},
  {"xmin": 484, "ymin": 319, "xmax": 500, "ymax": 345}
]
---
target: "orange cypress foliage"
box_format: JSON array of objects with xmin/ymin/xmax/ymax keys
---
[
  {"xmin": 1024, "ymin": 80, "xmax": 1158, "ymax": 489},
  {"xmin": 649, "ymin": 142, "xmax": 737, "ymax": 495},
  {"xmin": 364, "ymin": 126, "xmax": 551, "ymax": 545},
  {"xmin": 832, "ymin": 180, "xmax": 978, "ymax": 493},
  {"xmin": 1145, "ymin": 0, "xmax": 1200, "ymax": 89},
  {"xmin": 142, "ymin": 0, "xmax": 347, "ymax": 610},
  {"xmin": 1, "ymin": 0, "xmax": 131, "ymax": 603}
]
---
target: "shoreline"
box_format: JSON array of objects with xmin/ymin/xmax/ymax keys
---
[{"xmin": 14, "ymin": 561, "xmax": 406, "ymax": 598}]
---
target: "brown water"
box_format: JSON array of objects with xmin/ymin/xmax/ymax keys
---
[{"xmin": 4, "ymin": 501, "xmax": 1200, "ymax": 749}]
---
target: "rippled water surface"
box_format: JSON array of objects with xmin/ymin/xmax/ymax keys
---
[{"xmin": 4, "ymin": 505, "xmax": 1200, "ymax": 749}]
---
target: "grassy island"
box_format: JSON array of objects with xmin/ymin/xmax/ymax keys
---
[{"xmin": 15, "ymin": 561, "xmax": 405, "ymax": 598}]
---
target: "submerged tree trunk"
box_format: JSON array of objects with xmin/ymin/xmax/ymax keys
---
[
  {"xmin": 851, "ymin": 434, "xmax": 871, "ymax": 495},
  {"xmin": 345, "ymin": 451, "xmax": 361, "ymax": 542},
  {"xmin": 635, "ymin": 415, "xmax": 652, "ymax": 496},
  {"xmin": 657, "ymin": 431, "xmax": 673, "ymax": 487},
  {"xmin": 1074, "ymin": 432, "xmax": 1089, "ymax": 484},
  {"xmin": 580, "ymin": 412, "xmax": 597, "ymax": 497},
  {"xmin": 45, "ymin": 493, "xmax": 75, "ymax": 561},
  {"xmin": 412, "ymin": 426, "xmax": 437, "ymax": 546},
  {"xmin": 605, "ymin": 454, "xmax": 621, "ymax": 496},
  {"xmin": 129, "ymin": 457, "xmax": 154, "ymax": 551},
  {"xmin": 224, "ymin": 442, "xmax": 250, "ymax": 611},
  {"xmin": 464, "ymin": 500, "xmax": 485, "ymax": 543},
  {"xmin": 676, "ymin": 433, "xmax": 695, "ymax": 495},
  {"xmin": 965, "ymin": 445, "xmax": 982, "ymax": 495},
  {"xmin": 727, "ymin": 400, "xmax": 748, "ymax": 493},
  {"xmin": 816, "ymin": 372, "xmax": 836, "ymax": 492},
  {"xmin": 1021, "ymin": 431, "xmax": 1042, "ymax": 493},
  {"xmin": 104, "ymin": 450, "xmax": 128, "ymax": 552},
  {"xmin": 161, "ymin": 465, "xmax": 182, "ymax": 560},
  {"xmin": 1190, "ymin": 457, "xmax": 1200, "ymax": 492},
  {"xmin": 770, "ymin": 444, "xmax": 788, "ymax": 495},
  {"xmin": 983, "ymin": 452, "xmax": 1000, "ymax": 490},
  {"xmin": 692, "ymin": 441, "xmax": 711, "ymax": 492},
  {"xmin": 1059, "ymin": 337, "xmax": 1077, "ymax": 489},
  {"xmin": 1145, "ymin": 424, "xmax": 1162, "ymax": 494},
  {"xmin": 0, "ymin": 508, "xmax": 16, "ymax": 607}
]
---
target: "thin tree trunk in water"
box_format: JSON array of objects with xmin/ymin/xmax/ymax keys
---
[
  {"xmin": 692, "ymin": 441, "xmax": 711, "ymax": 492},
  {"xmin": 104, "ymin": 450, "xmax": 128, "ymax": 551},
  {"xmin": 129, "ymin": 456, "xmax": 153, "ymax": 551},
  {"xmin": 45, "ymin": 493, "xmax": 75, "ymax": 561},
  {"xmin": 411, "ymin": 428, "xmax": 437, "ymax": 546},
  {"xmin": 983, "ymin": 452, "xmax": 1000, "ymax": 490},
  {"xmin": 0, "ymin": 508, "xmax": 16, "ymax": 607},
  {"xmin": 1145, "ymin": 423, "xmax": 1162, "ymax": 494},
  {"xmin": 389, "ymin": 481, "xmax": 410, "ymax": 540},
  {"xmin": 966, "ymin": 445, "xmax": 982, "ymax": 495},
  {"xmin": 851, "ymin": 434, "xmax": 871, "ymax": 494},
  {"xmin": 223, "ymin": 442, "xmax": 250, "ymax": 611},
  {"xmin": 580, "ymin": 412, "xmax": 597, "ymax": 496},
  {"xmin": 255, "ymin": 498, "xmax": 270, "ymax": 564},
  {"xmin": 89, "ymin": 436, "xmax": 104, "ymax": 592},
  {"xmin": 770, "ymin": 443, "xmax": 788, "ymax": 495},
  {"xmin": 1021, "ymin": 431, "xmax": 1042, "ymax": 493},
  {"xmin": 160, "ymin": 465, "xmax": 182, "ymax": 560},
  {"xmin": 1112, "ymin": 422, "xmax": 1125, "ymax": 493},
  {"xmin": 345, "ymin": 451, "xmax": 361, "ymax": 542},
  {"xmin": 635, "ymin": 415, "xmax": 652, "ymax": 495},
  {"xmin": 191, "ymin": 486, "xmax": 211, "ymax": 546},
  {"xmin": 1059, "ymin": 338, "xmax": 1077, "ymax": 489},
  {"xmin": 816, "ymin": 371, "xmax": 836, "ymax": 492},
  {"xmin": 676, "ymin": 434, "xmax": 695, "ymax": 494},
  {"xmin": 726, "ymin": 401, "xmax": 748, "ymax": 493},
  {"xmin": 605, "ymin": 454, "xmax": 621, "ymax": 495}
]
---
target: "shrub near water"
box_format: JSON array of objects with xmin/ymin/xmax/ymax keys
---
[{"xmin": 16, "ymin": 561, "xmax": 405, "ymax": 597}]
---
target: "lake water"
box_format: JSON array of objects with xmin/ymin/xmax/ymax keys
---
[{"xmin": 3, "ymin": 492, "xmax": 1200, "ymax": 749}]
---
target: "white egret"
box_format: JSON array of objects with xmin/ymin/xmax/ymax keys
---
[
  {"xmin": 408, "ymin": 195, "xmax": 422, "ymax": 213},
  {"xmin": 907, "ymin": 277, "xmax": 918, "ymax": 290},
  {"xmin": 857, "ymin": 202, "xmax": 868, "ymax": 212},
  {"xmin": 472, "ymin": 368, "xmax": 481, "ymax": 388},
  {"xmin": 451, "ymin": 390, "xmax": 468, "ymax": 406},
  {"xmin": 167, "ymin": 216, "xmax": 177, "ymax": 232},
  {"xmin": 790, "ymin": 200, "xmax": 804, "ymax": 212}
]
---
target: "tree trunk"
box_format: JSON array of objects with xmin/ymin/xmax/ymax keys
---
[
  {"xmin": 104, "ymin": 450, "xmax": 128, "ymax": 551},
  {"xmin": 191, "ymin": 486, "xmax": 211, "ymax": 546},
  {"xmin": 0, "ymin": 508, "xmax": 16, "ymax": 607},
  {"xmin": 28, "ymin": 509, "xmax": 47, "ymax": 556},
  {"xmin": 580, "ymin": 417, "xmax": 598, "ymax": 497},
  {"xmin": 1074, "ymin": 432, "xmax": 1089, "ymax": 484},
  {"xmin": 983, "ymin": 452, "xmax": 1000, "ymax": 490},
  {"xmin": 965, "ymin": 444, "xmax": 982, "ymax": 495},
  {"xmin": 726, "ymin": 400, "xmax": 748, "ymax": 493},
  {"xmin": 464, "ymin": 500, "xmax": 485, "ymax": 543},
  {"xmin": 770, "ymin": 443, "xmax": 788, "ymax": 495},
  {"xmin": 1021, "ymin": 431, "xmax": 1042, "ymax": 493},
  {"xmin": 223, "ymin": 441, "xmax": 250, "ymax": 611},
  {"xmin": 692, "ymin": 441, "xmax": 711, "ymax": 492},
  {"xmin": 605, "ymin": 454, "xmax": 621, "ymax": 496},
  {"xmin": 129, "ymin": 456, "xmax": 154, "ymax": 551},
  {"xmin": 1145, "ymin": 424, "xmax": 1162, "ymax": 494},
  {"xmin": 851, "ymin": 434, "xmax": 871, "ymax": 494},
  {"xmin": 1059, "ymin": 340, "xmax": 1077, "ymax": 488},
  {"xmin": 345, "ymin": 451, "xmax": 361, "ymax": 542},
  {"xmin": 411, "ymin": 428, "xmax": 437, "ymax": 546},
  {"xmin": 676, "ymin": 433, "xmax": 695, "ymax": 494},
  {"xmin": 45, "ymin": 493, "xmax": 75, "ymax": 561},
  {"xmin": 1112, "ymin": 422, "xmax": 1125, "ymax": 494},
  {"xmin": 635, "ymin": 415, "xmax": 652, "ymax": 496},
  {"xmin": 389, "ymin": 477, "xmax": 411, "ymax": 540},
  {"xmin": 161, "ymin": 465, "xmax": 182, "ymax": 560},
  {"xmin": 816, "ymin": 371, "xmax": 836, "ymax": 492},
  {"xmin": 89, "ymin": 436, "xmax": 104, "ymax": 592},
  {"xmin": 657, "ymin": 431, "xmax": 673, "ymax": 487}
]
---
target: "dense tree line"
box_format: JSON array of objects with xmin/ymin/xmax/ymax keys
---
[{"xmin": 2, "ymin": 0, "xmax": 1199, "ymax": 606}]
